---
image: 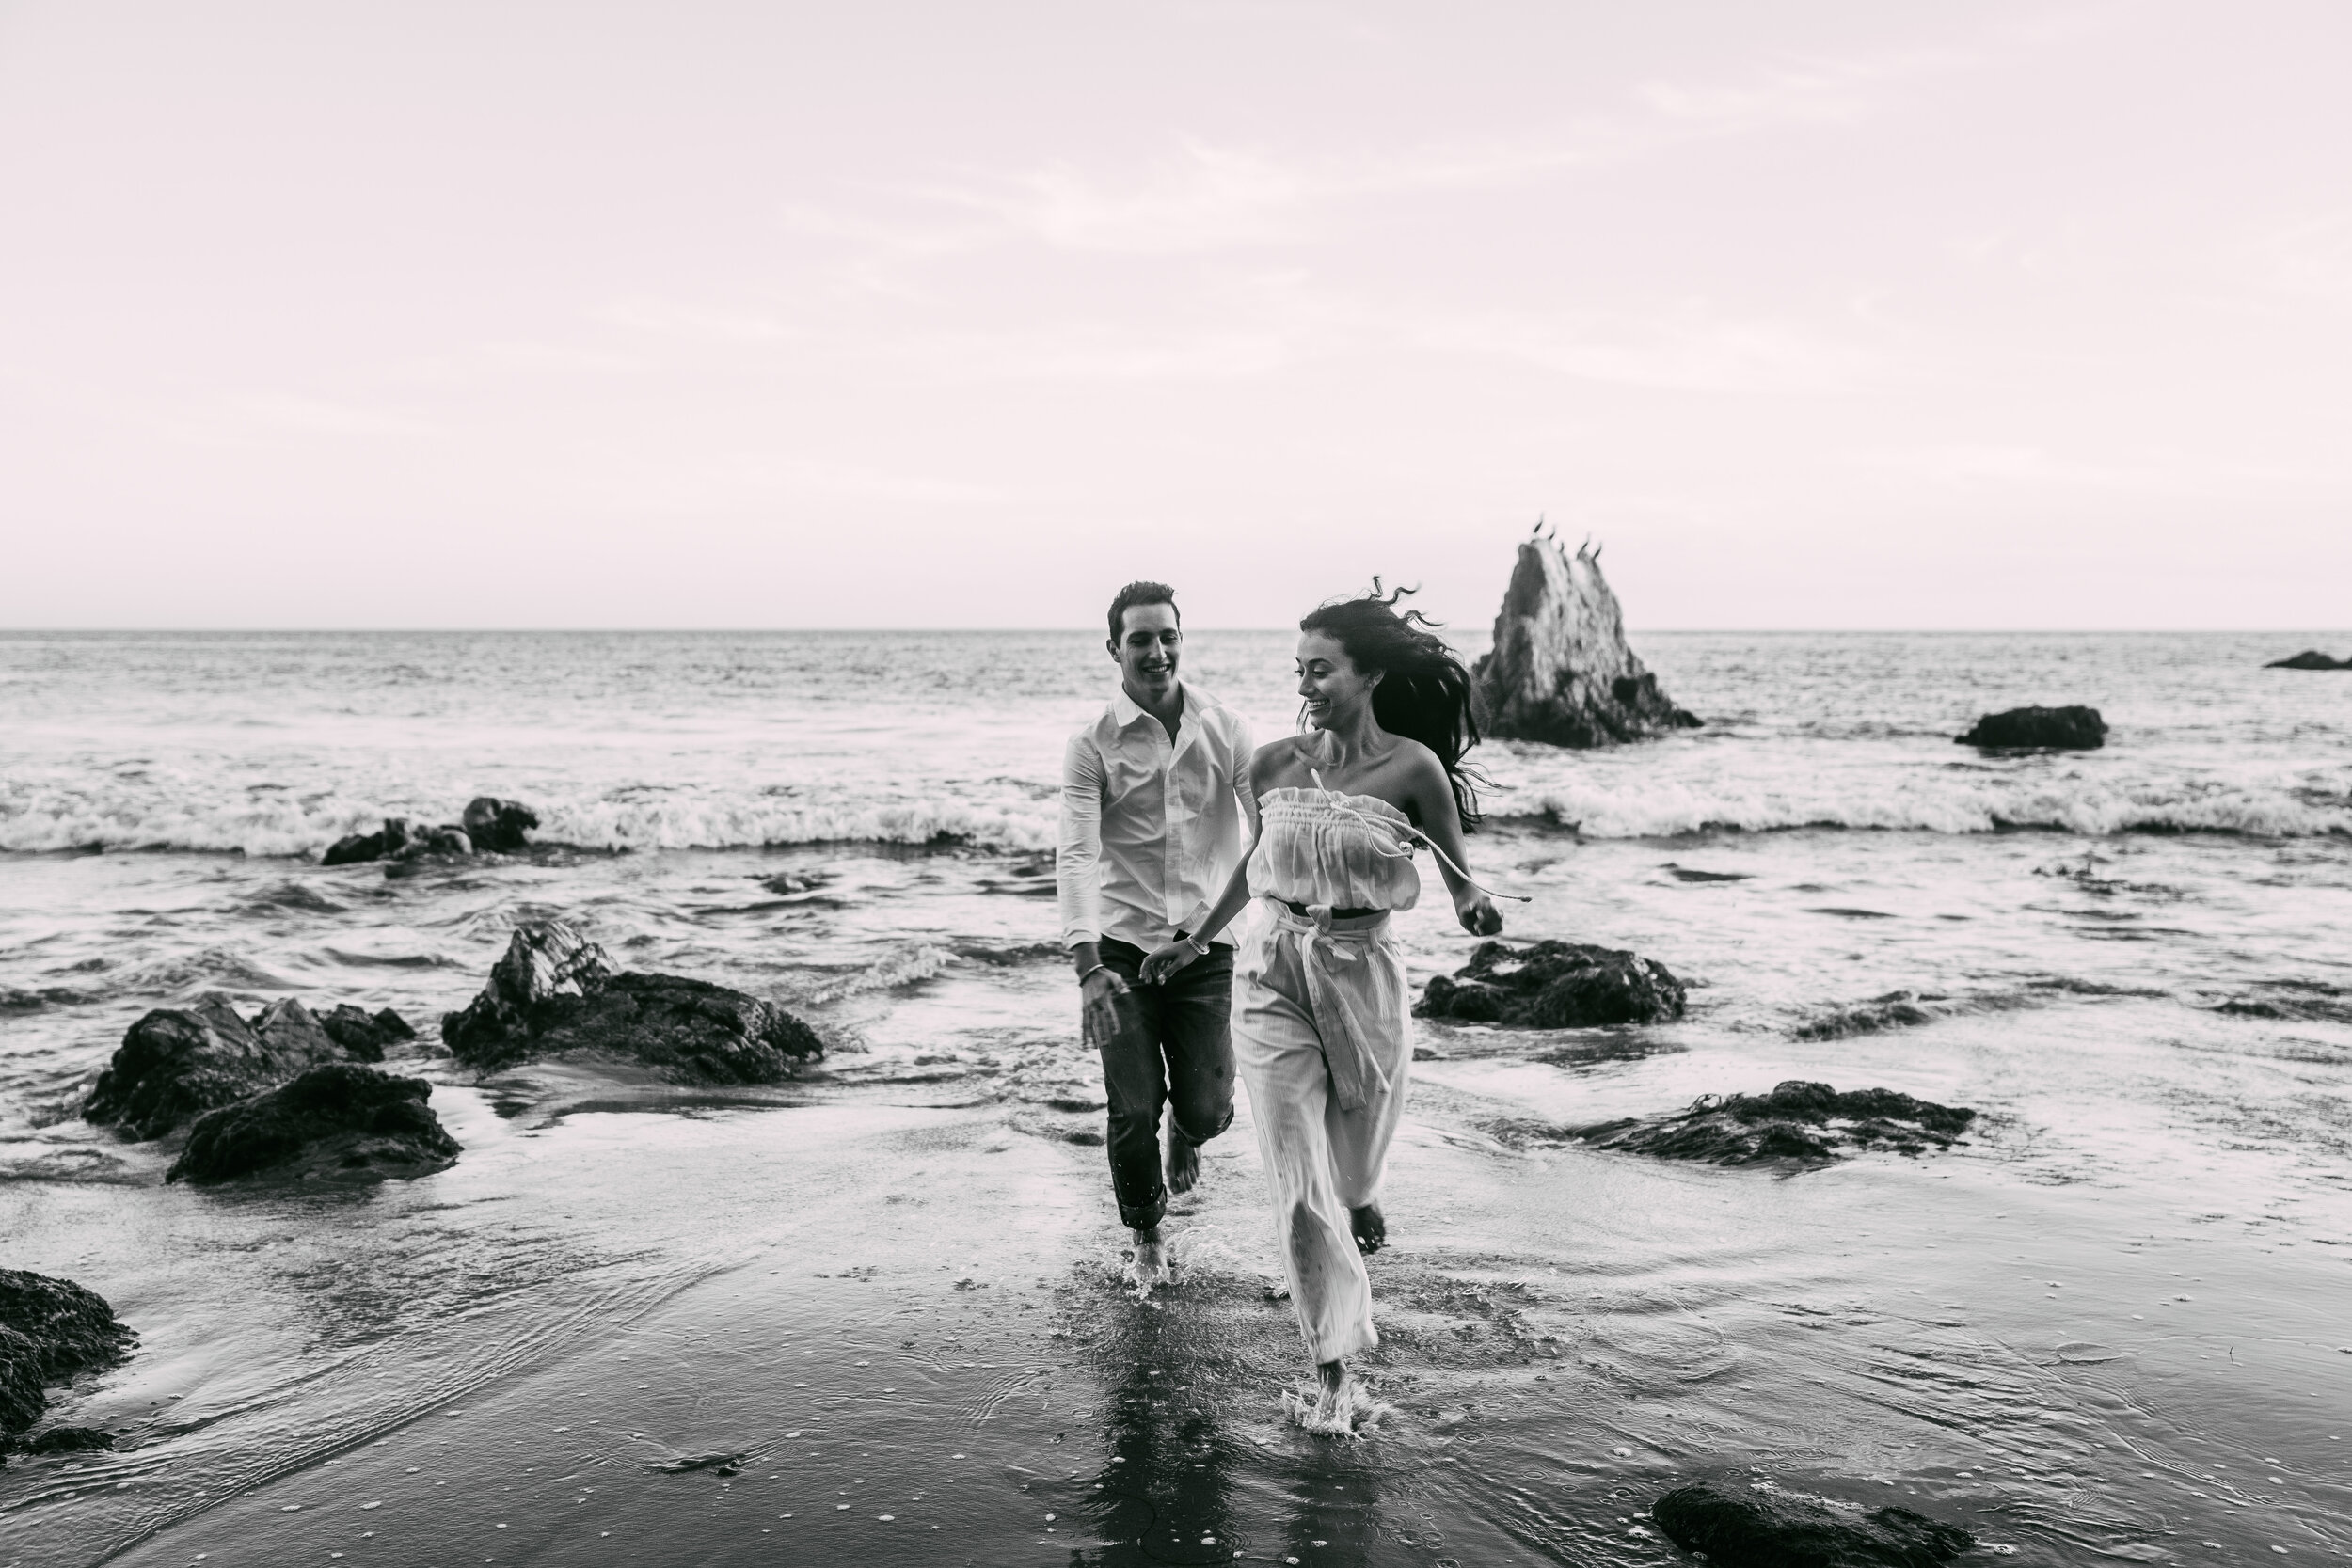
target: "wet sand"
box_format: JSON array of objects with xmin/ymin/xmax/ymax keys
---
[{"xmin": 10, "ymin": 1009, "xmax": 2350, "ymax": 1568}]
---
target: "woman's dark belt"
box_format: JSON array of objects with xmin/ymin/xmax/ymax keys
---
[{"xmin": 1279, "ymin": 898, "xmax": 1379, "ymax": 921}]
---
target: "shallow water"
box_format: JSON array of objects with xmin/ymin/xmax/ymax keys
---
[{"xmin": 4, "ymin": 630, "xmax": 2350, "ymax": 1564}]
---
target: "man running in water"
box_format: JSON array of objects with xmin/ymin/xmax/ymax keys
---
[{"xmin": 1058, "ymin": 580, "xmax": 1253, "ymax": 1283}]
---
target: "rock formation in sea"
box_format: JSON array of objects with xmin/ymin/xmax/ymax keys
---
[
  {"xmin": 1955, "ymin": 705, "xmax": 2106, "ymax": 749},
  {"xmin": 316, "ymin": 1004, "xmax": 418, "ymax": 1063},
  {"xmin": 461, "ymin": 796, "xmax": 539, "ymax": 851},
  {"xmin": 1651, "ymin": 1481, "xmax": 1974, "ymax": 1567},
  {"xmin": 324, "ymin": 816, "xmax": 474, "ymax": 866},
  {"xmin": 1471, "ymin": 526, "xmax": 1700, "ymax": 747},
  {"xmin": 2266, "ymin": 649, "xmax": 2349, "ymax": 670},
  {"xmin": 0, "ymin": 1270, "xmax": 135, "ymax": 1462},
  {"xmin": 441, "ymin": 921, "xmax": 825, "ymax": 1082},
  {"xmin": 166, "ymin": 1063, "xmax": 461, "ymax": 1185},
  {"xmin": 83, "ymin": 994, "xmax": 349, "ymax": 1140},
  {"xmin": 1418, "ymin": 939, "xmax": 1687, "ymax": 1027},
  {"xmin": 1573, "ymin": 1080, "xmax": 1976, "ymax": 1165}
]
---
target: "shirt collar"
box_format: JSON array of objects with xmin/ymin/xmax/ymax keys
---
[{"xmin": 1111, "ymin": 681, "xmax": 1200, "ymax": 729}]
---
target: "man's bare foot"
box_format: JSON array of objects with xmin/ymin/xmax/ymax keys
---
[
  {"xmin": 1350, "ymin": 1203, "xmax": 1386, "ymax": 1254},
  {"xmin": 1165, "ymin": 1115, "xmax": 1200, "ymax": 1196},
  {"xmin": 1130, "ymin": 1226, "xmax": 1171, "ymax": 1288}
]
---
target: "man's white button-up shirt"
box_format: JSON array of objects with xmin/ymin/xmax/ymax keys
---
[{"xmin": 1057, "ymin": 683, "xmax": 1253, "ymax": 954}]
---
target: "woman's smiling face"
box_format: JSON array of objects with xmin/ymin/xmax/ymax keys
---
[{"xmin": 1296, "ymin": 631, "xmax": 1378, "ymax": 728}]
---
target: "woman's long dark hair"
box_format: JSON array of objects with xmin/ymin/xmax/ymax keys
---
[{"xmin": 1299, "ymin": 581, "xmax": 1487, "ymax": 831}]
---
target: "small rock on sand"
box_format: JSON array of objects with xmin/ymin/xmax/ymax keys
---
[
  {"xmin": 0, "ymin": 1270, "xmax": 135, "ymax": 1451},
  {"xmin": 1571, "ymin": 1080, "xmax": 1976, "ymax": 1166},
  {"xmin": 167, "ymin": 1063, "xmax": 460, "ymax": 1185}
]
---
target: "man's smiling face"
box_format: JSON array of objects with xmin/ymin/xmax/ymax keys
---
[{"xmin": 1111, "ymin": 601, "xmax": 1182, "ymax": 697}]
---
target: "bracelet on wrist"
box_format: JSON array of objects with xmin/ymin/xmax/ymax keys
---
[{"xmin": 1078, "ymin": 962, "xmax": 1110, "ymax": 984}]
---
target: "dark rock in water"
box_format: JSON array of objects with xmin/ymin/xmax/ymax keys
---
[
  {"xmin": 2266, "ymin": 649, "xmax": 2349, "ymax": 671},
  {"xmin": 440, "ymin": 921, "xmax": 614, "ymax": 1055},
  {"xmin": 1577, "ymin": 1080, "xmax": 1975, "ymax": 1166},
  {"xmin": 83, "ymin": 993, "xmax": 342, "ymax": 1140},
  {"xmin": 167, "ymin": 1063, "xmax": 460, "ymax": 1185},
  {"xmin": 442, "ymin": 922, "xmax": 823, "ymax": 1082},
  {"xmin": 318, "ymin": 1004, "xmax": 419, "ymax": 1063},
  {"xmin": 252, "ymin": 996, "xmax": 336, "ymax": 1062},
  {"xmin": 322, "ymin": 816, "xmax": 476, "ymax": 866},
  {"xmin": 0, "ymin": 1271, "xmax": 135, "ymax": 1445},
  {"xmin": 1652, "ymin": 1481, "xmax": 1973, "ymax": 1567},
  {"xmin": 323, "ymin": 829, "xmax": 389, "ymax": 866},
  {"xmin": 17, "ymin": 1425, "xmax": 116, "ymax": 1455},
  {"xmin": 1955, "ymin": 705, "xmax": 2106, "ymax": 749},
  {"xmin": 1472, "ymin": 528, "xmax": 1700, "ymax": 748},
  {"xmin": 462, "ymin": 796, "xmax": 540, "ymax": 851},
  {"xmin": 1419, "ymin": 939, "xmax": 1687, "ymax": 1027}
]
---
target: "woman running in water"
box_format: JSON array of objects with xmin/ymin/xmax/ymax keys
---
[{"xmin": 1140, "ymin": 584, "xmax": 1511, "ymax": 1431}]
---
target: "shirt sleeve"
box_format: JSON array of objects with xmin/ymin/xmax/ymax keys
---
[{"xmin": 1057, "ymin": 728, "xmax": 1106, "ymax": 949}]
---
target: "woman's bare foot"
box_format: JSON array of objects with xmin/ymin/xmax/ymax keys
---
[
  {"xmin": 1350, "ymin": 1203, "xmax": 1386, "ymax": 1254},
  {"xmin": 1311, "ymin": 1359, "xmax": 1354, "ymax": 1426},
  {"xmin": 1165, "ymin": 1115, "xmax": 1200, "ymax": 1196}
]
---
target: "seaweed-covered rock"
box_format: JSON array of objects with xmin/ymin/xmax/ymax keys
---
[
  {"xmin": 167, "ymin": 1064, "xmax": 460, "ymax": 1185},
  {"xmin": 461, "ymin": 796, "xmax": 539, "ymax": 851},
  {"xmin": 1472, "ymin": 528, "xmax": 1700, "ymax": 748},
  {"xmin": 83, "ymin": 993, "xmax": 342, "ymax": 1140},
  {"xmin": 0, "ymin": 1271, "xmax": 135, "ymax": 1446},
  {"xmin": 1652, "ymin": 1481, "xmax": 1973, "ymax": 1567},
  {"xmin": 1576, "ymin": 1080, "xmax": 1975, "ymax": 1166},
  {"xmin": 1955, "ymin": 705, "xmax": 2106, "ymax": 749},
  {"xmin": 318, "ymin": 1004, "xmax": 418, "ymax": 1063},
  {"xmin": 1419, "ymin": 940, "xmax": 1686, "ymax": 1027},
  {"xmin": 2266, "ymin": 649, "xmax": 2348, "ymax": 671},
  {"xmin": 441, "ymin": 922, "xmax": 823, "ymax": 1082}
]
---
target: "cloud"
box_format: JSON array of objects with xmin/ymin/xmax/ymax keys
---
[
  {"xmin": 167, "ymin": 392, "xmax": 438, "ymax": 445},
  {"xmin": 594, "ymin": 297, "xmax": 799, "ymax": 342},
  {"xmin": 1418, "ymin": 301, "xmax": 1877, "ymax": 394}
]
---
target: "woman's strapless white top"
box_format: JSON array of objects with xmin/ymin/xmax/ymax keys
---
[{"xmin": 1247, "ymin": 787, "xmax": 1421, "ymax": 911}]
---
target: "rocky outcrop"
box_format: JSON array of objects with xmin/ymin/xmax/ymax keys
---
[
  {"xmin": 1471, "ymin": 528, "xmax": 1699, "ymax": 748},
  {"xmin": 317, "ymin": 1004, "xmax": 418, "ymax": 1063},
  {"xmin": 323, "ymin": 816, "xmax": 474, "ymax": 867},
  {"xmin": 461, "ymin": 796, "xmax": 539, "ymax": 851},
  {"xmin": 1419, "ymin": 940, "xmax": 1687, "ymax": 1027},
  {"xmin": 441, "ymin": 922, "xmax": 824, "ymax": 1082},
  {"xmin": 2267, "ymin": 650, "xmax": 2349, "ymax": 671},
  {"xmin": 167, "ymin": 1064, "xmax": 460, "ymax": 1185},
  {"xmin": 1955, "ymin": 705, "xmax": 2106, "ymax": 749},
  {"xmin": 83, "ymin": 994, "xmax": 345, "ymax": 1140},
  {"xmin": 1574, "ymin": 1081, "xmax": 1975, "ymax": 1165},
  {"xmin": 1652, "ymin": 1481, "xmax": 1973, "ymax": 1567},
  {"xmin": 0, "ymin": 1271, "xmax": 135, "ymax": 1456}
]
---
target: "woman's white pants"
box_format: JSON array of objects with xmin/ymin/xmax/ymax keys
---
[{"xmin": 1232, "ymin": 902, "xmax": 1413, "ymax": 1365}]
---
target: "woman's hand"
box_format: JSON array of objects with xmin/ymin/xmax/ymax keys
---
[
  {"xmin": 1455, "ymin": 890, "xmax": 1502, "ymax": 937},
  {"xmin": 1138, "ymin": 940, "xmax": 1201, "ymax": 985}
]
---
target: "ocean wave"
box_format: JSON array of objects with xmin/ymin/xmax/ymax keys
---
[
  {"xmin": 0, "ymin": 780, "xmax": 1060, "ymax": 859},
  {"xmin": 1493, "ymin": 773, "xmax": 2352, "ymax": 840},
  {"xmin": 6, "ymin": 753, "xmax": 2348, "ymax": 858}
]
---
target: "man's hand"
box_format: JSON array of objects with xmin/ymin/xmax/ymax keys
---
[
  {"xmin": 1455, "ymin": 891, "xmax": 1502, "ymax": 937},
  {"xmin": 1137, "ymin": 940, "xmax": 1200, "ymax": 986},
  {"xmin": 1080, "ymin": 964, "xmax": 1131, "ymax": 1047}
]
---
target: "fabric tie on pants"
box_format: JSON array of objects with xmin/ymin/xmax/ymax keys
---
[{"xmin": 1269, "ymin": 904, "xmax": 1394, "ymax": 1112}]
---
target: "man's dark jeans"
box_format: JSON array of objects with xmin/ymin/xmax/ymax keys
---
[{"xmin": 1095, "ymin": 937, "xmax": 1235, "ymax": 1231}]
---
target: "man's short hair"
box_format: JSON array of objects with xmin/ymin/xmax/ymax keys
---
[{"xmin": 1106, "ymin": 580, "xmax": 1181, "ymax": 642}]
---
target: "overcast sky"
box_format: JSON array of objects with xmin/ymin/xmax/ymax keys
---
[{"xmin": 2, "ymin": 2, "xmax": 2346, "ymax": 630}]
